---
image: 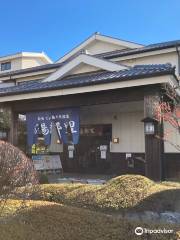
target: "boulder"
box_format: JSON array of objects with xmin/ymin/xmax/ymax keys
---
[{"xmin": 160, "ymin": 212, "xmax": 180, "ymax": 224}]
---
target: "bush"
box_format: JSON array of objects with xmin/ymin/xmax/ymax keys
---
[
  {"xmin": 0, "ymin": 200, "xmax": 179, "ymax": 240},
  {"xmin": 107, "ymin": 175, "xmax": 154, "ymax": 188},
  {"xmin": 0, "ymin": 141, "xmax": 38, "ymax": 216},
  {"xmin": 33, "ymin": 175, "xmax": 180, "ymax": 213}
]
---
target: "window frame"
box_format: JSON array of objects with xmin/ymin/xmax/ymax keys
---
[{"xmin": 1, "ymin": 62, "xmax": 11, "ymax": 71}]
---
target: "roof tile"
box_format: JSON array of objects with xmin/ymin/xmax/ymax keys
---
[{"xmin": 0, "ymin": 63, "xmax": 175, "ymax": 97}]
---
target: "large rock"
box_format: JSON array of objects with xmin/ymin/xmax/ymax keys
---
[
  {"xmin": 174, "ymin": 200, "xmax": 180, "ymax": 212},
  {"xmin": 141, "ymin": 211, "xmax": 159, "ymax": 222},
  {"xmin": 117, "ymin": 211, "xmax": 180, "ymax": 224},
  {"xmin": 160, "ymin": 212, "xmax": 180, "ymax": 224},
  {"xmin": 124, "ymin": 212, "xmax": 141, "ymax": 221}
]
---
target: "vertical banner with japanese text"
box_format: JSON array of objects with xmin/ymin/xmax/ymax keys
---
[{"xmin": 26, "ymin": 108, "xmax": 79, "ymax": 146}]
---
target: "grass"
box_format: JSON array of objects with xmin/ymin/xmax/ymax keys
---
[
  {"xmin": 0, "ymin": 199, "xmax": 179, "ymax": 240},
  {"xmin": 26, "ymin": 175, "xmax": 180, "ymax": 213}
]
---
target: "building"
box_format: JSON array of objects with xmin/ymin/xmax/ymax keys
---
[
  {"xmin": 0, "ymin": 33, "xmax": 179, "ymax": 181},
  {"xmin": 0, "ymin": 52, "xmax": 52, "ymax": 87}
]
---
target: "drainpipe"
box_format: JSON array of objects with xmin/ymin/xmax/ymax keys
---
[
  {"xmin": 175, "ymin": 45, "xmax": 180, "ymax": 99},
  {"xmin": 9, "ymin": 74, "xmax": 17, "ymax": 85},
  {"xmin": 175, "ymin": 44, "xmax": 180, "ymax": 76}
]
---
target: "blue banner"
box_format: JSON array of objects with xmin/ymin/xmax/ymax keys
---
[{"xmin": 26, "ymin": 108, "xmax": 79, "ymax": 146}]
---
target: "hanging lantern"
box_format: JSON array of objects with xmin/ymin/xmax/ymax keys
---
[{"xmin": 141, "ymin": 117, "xmax": 157, "ymax": 135}]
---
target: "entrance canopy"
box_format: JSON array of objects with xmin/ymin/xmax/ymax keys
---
[{"xmin": 0, "ymin": 63, "xmax": 177, "ymax": 103}]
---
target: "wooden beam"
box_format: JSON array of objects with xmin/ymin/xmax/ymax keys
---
[
  {"xmin": 144, "ymin": 90, "xmax": 164, "ymax": 181},
  {"xmin": 9, "ymin": 86, "xmax": 149, "ymax": 113},
  {"xmin": 8, "ymin": 108, "xmax": 18, "ymax": 146}
]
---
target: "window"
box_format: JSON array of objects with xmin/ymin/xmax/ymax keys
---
[
  {"xmin": 0, "ymin": 131, "xmax": 7, "ymax": 140},
  {"xmin": 1, "ymin": 62, "xmax": 11, "ymax": 71}
]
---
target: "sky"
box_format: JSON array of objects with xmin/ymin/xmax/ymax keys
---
[{"xmin": 1, "ymin": 0, "xmax": 180, "ymax": 61}]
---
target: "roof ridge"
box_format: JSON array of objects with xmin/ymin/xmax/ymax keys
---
[
  {"xmin": 133, "ymin": 63, "xmax": 173, "ymax": 68},
  {"xmin": 147, "ymin": 39, "xmax": 180, "ymax": 47},
  {"xmin": 61, "ymin": 63, "xmax": 174, "ymax": 81},
  {"xmin": 0, "ymin": 63, "xmax": 176, "ymax": 97}
]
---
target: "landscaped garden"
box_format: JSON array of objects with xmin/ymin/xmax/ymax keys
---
[
  {"xmin": 33, "ymin": 175, "xmax": 180, "ymax": 213},
  {"xmin": 0, "ymin": 174, "xmax": 179, "ymax": 240},
  {"xmin": 0, "ymin": 141, "xmax": 180, "ymax": 239},
  {"xmin": 0, "ymin": 198, "xmax": 179, "ymax": 240}
]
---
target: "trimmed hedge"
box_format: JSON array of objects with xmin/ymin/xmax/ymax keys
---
[
  {"xmin": 32, "ymin": 175, "xmax": 180, "ymax": 213},
  {"xmin": 0, "ymin": 200, "xmax": 179, "ymax": 240}
]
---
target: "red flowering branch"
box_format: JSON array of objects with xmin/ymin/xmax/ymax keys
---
[{"xmin": 153, "ymin": 84, "xmax": 180, "ymax": 151}]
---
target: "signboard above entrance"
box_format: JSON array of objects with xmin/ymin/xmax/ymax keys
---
[
  {"xmin": 26, "ymin": 108, "xmax": 79, "ymax": 146},
  {"xmin": 80, "ymin": 124, "xmax": 111, "ymax": 137}
]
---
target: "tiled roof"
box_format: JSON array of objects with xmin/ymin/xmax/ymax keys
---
[
  {"xmin": 0, "ymin": 64, "xmax": 175, "ymax": 97},
  {"xmin": 0, "ymin": 40, "xmax": 179, "ymax": 79},
  {"xmin": 0, "ymin": 62, "xmax": 63, "ymax": 78},
  {"xmin": 96, "ymin": 40, "xmax": 180, "ymax": 59}
]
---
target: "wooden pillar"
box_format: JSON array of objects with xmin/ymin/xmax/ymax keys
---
[
  {"xmin": 144, "ymin": 91, "xmax": 164, "ymax": 181},
  {"xmin": 8, "ymin": 108, "xmax": 18, "ymax": 146}
]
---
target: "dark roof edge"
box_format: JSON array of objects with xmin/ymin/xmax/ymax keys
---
[
  {"xmin": 0, "ymin": 62, "xmax": 63, "ymax": 78},
  {"xmin": 99, "ymin": 43, "xmax": 179, "ymax": 60},
  {"xmin": 0, "ymin": 68, "xmax": 175, "ymax": 98}
]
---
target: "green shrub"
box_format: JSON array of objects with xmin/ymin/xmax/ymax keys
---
[{"xmin": 30, "ymin": 175, "xmax": 180, "ymax": 213}]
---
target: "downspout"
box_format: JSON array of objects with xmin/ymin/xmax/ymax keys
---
[
  {"xmin": 9, "ymin": 74, "xmax": 17, "ymax": 86},
  {"xmin": 175, "ymin": 44, "xmax": 180, "ymax": 76},
  {"xmin": 175, "ymin": 45, "xmax": 180, "ymax": 100}
]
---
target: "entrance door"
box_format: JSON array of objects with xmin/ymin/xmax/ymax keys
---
[{"xmin": 75, "ymin": 124, "xmax": 112, "ymax": 173}]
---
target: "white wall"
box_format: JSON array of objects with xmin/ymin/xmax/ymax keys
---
[
  {"xmin": 11, "ymin": 58, "xmax": 22, "ymax": 71},
  {"xmin": 0, "ymin": 58, "xmax": 22, "ymax": 73},
  {"xmin": 0, "ymin": 56, "xmax": 49, "ymax": 73},
  {"xmin": 164, "ymin": 121, "xmax": 180, "ymax": 153},
  {"xmin": 86, "ymin": 40, "xmax": 126, "ymax": 55},
  {"xmin": 21, "ymin": 57, "xmax": 48, "ymax": 69},
  {"xmin": 117, "ymin": 52, "xmax": 179, "ymax": 75},
  {"xmin": 68, "ymin": 63, "xmax": 100, "ymax": 75},
  {"xmin": 111, "ymin": 111, "xmax": 145, "ymax": 153},
  {"xmin": 80, "ymin": 101, "xmax": 145, "ymax": 153},
  {"xmin": 0, "ymin": 82, "xmax": 15, "ymax": 88}
]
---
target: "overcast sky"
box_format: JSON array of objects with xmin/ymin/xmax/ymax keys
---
[{"xmin": 1, "ymin": 0, "xmax": 180, "ymax": 61}]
